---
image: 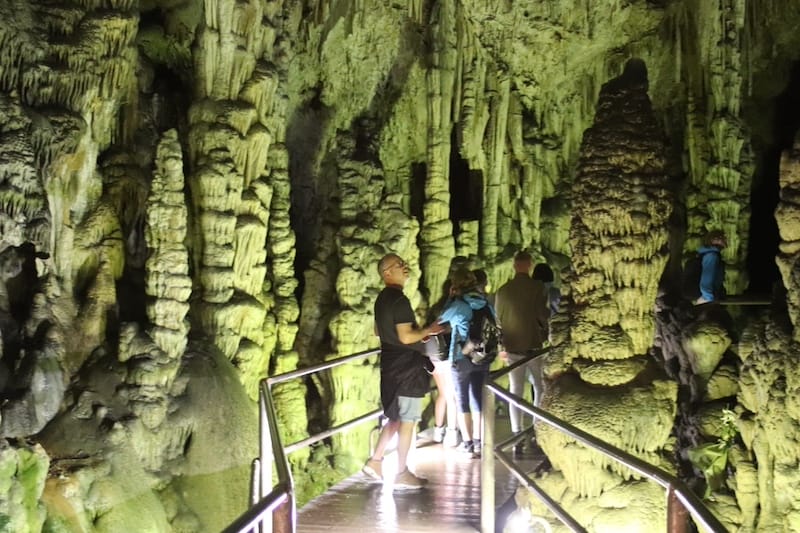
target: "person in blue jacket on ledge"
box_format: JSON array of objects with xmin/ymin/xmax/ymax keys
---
[{"xmin": 696, "ymin": 229, "xmax": 727, "ymax": 305}]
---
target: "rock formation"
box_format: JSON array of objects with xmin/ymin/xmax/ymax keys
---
[{"xmin": 0, "ymin": 0, "xmax": 799, "ymax": 531}]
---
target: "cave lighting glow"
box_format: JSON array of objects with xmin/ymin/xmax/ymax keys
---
[{"xmin": 506, "ymin": 507, "xmax": 553, "ymax": 533}]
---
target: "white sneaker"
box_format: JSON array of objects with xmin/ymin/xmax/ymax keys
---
[
  {"xmin": 432, "ymin": 426, "xmax": 445, "ymax": 443},
  {"xmin": 417, "ymin": 427, "xmax": 435, "ymax": 441},
  {"xmin": 443, "ymin": 428, "xmax": 460, "ymax": 447}
]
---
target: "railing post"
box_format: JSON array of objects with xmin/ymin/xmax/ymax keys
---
[
  {"xmin": 481, "ymin": 382, "xmax": 496, "ymax": 533},
  {"xmin": 260, "ymin": 387, "xmax": 273, "ymax": 533},
  {"xmin": 272, "ymin": 495, "xmax": 295, "ymax": 533},
  {"xmin": 250, "ymin": 459, "xmax": 261, "ymax": 533},
  {"xmin": 667, "ymin": 485, "xmax": 689, "ymax": 533}
]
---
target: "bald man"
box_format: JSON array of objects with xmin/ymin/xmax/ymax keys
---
[{"xmin": 362, "ymin": 253, "xmax": 443, "ymax": 490}]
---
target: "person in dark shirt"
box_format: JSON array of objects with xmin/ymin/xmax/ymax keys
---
[{"xmin": 363, "ymin": 253, "xmax": 444, "ymax": 490}]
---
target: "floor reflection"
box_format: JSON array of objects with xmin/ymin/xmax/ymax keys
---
[{"xmin": 297, "ymin": 432, "xmax": 540, "ymax": 533}]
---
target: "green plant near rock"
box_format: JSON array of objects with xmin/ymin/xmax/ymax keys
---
[{"xmin": 687, "ymin": 409, "xmax": 739, "ymax": 499}]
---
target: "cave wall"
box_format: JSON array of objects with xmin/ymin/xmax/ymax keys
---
[{"xmin": 0, "ymin": 0, "xmax": 799, "ymax": 531}]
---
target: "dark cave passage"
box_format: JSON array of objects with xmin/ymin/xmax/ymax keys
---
[
  {"xmin": 287, "ymin": 89, "xmax": 332, "ymax": 300},
  {"xmin": 448, "ymin": 131, "xmax": 482, "ymax": 238},
  {"xmin": 747, "ymin": 60, "xmax": 800, "ymax": 295}
]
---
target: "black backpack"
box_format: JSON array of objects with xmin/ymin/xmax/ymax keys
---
[
  {"xmin": 461, "ymin": 304, "xmax": 500, "ymax": 365},
  {"xmin": 681, "ymin": 250, "xmax": 720, "ymax": 300}
]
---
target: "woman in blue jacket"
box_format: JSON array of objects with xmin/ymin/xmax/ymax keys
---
[{"xmin": 438, "ymin": 269, "xmax": 493, "ymax": 457}]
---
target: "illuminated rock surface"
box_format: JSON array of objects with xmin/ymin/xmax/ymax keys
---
[{"xmin": 0, "ymin": 0, "xmax": 798, "ymax": 531}]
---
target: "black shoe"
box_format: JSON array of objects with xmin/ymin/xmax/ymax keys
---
[
  {"xmin": 529, "ymin": 438, "xmax": 544, "ymax": 456},
  {"xmin": 513, "ymin": 440, "xmax": 525, "ymax": 457}
]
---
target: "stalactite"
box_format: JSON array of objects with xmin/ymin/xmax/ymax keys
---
[
  {"xmin": 458, "ymin": 53, "xmax": 489, "ymax": 166},
  {"xmin": 420, "ymin": 0, "xmax": 456, "ymax": 298},
  {"xmin": 0, "ymin": 94, "xmax": 49, "ymax": 252},
  {"xmin": 480, "ymin": 74, "xmax": 510, "ymax": 258}
]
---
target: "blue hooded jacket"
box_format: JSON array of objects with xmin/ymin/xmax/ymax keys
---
[
  {"xmin": 438, "ymin": 292, "xmax": 492, "ymax": 361},
  {"xmin": 697, "ymin": 245, "xmax": 724, "ymax": 302}
]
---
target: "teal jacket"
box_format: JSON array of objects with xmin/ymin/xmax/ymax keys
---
[{"xmin": 439, "ymin": 292, "xmax": 492, "ymax": 362}]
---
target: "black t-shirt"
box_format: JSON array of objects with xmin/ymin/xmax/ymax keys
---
[{"xmin": 374, "ymin": 286, "xmax": 430, "ymax": 405}]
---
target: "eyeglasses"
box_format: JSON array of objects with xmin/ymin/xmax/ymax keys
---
[{"xmin": 382, "ymin": 260, "xmax": 407, "ymax": 273}]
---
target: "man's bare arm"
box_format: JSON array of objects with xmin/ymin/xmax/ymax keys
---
[{"xmin": 396, "ymin": 322, "xmax": 444, "ymax": 345}]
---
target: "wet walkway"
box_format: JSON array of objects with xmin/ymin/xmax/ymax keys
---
[{"xmin": 297, "ymin": 430, "xmax": 543, "ymax": 533}]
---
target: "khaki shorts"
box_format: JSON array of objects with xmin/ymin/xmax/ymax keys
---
[{"xmin": 397, "ymin": 396, "xmax": 423, "ymax": 422}]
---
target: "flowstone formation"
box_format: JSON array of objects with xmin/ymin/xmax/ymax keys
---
[
  {"xmin": 189, "ymin": 0, "xmax": 298, "ymax": 399},
  {"xmin": 777, "ymin": 136, "xmax": 800, "ymax": 336},
  {"xmin": 735, "ymin": 316, "xmax": 800, "ymax": 531},
  {"xmin": 718, "ymin": 134, "xmax": 800, "ymax": 531},
  {"xmin": 525, "ymin": 62, "xmax": 678, "ymax": 530},
  {"xmin": 0, "ymin": 0, "xmax": 283, "ymax": 530}
]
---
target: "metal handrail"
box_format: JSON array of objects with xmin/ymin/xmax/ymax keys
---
[
  {"xmin": 224, "ymin": 348, "xmax": 381, "ymax": 533},
  {"xmin": 225, "ymin": 344, "xmax": 728, "ymax": 533},
  {"xmin": 718, "ymin": 295, "xmax": 771, "ymax": 306},
  {"xmin": 481, "ymin": 350, "xmax": 727, "ymax": 533},
  {"xmin": 221, "ymin": 484, "xmax": 290, "ymax": 533}
]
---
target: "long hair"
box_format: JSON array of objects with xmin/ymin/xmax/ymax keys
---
[
  {"xmin": 532, "ymin": 263, "xmax": 554, "ymax": 283},
  {"xmin": 449, "ymin": 268, "xmax": 477, "ymax": 296}
]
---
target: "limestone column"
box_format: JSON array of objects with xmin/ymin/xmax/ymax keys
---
[
  {"xmin": 420, "ymin": 0, "xmax": 456, "ymax": 298},
  {"xmin": 683, "ymin": 0, "xmax": 752, "ymax": 293},
  {"xmin": 776, "ymin": 136, "xmax": 800, "ymax": 340},
  {"xmin": 190, "ymin": 0, "xmax": 297, "ymax": 398}
]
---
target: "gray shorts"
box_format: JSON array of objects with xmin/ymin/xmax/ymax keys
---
[{"xmin": 397, "ymin": 396, "xmax": 423, "ymax": 422}]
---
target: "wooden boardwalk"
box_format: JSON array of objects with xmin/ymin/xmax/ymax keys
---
[{"xmin": 297, "ymin": 431, "xmax": 543, "ymax": 533}]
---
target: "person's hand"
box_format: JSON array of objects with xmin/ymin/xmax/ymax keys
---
[
  {"xmin": 427, "ymin": 322, "xmax": 445, "ymax": 336},
  {"xmin": 499, "ymin": 350, "xmax": 509, "ymax": 363}
]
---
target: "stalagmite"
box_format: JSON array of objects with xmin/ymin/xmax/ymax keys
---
[{"xmin": 145, "ymin": 130, "xmax": 191, "ymax": 360}]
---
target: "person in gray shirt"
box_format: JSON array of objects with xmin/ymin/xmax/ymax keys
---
[{"xmin": 495, "ymin": 251, "xmax": 549, "ymax": 444}]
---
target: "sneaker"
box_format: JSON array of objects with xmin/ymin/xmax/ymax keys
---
[
  {"xmin": 456, "ymin": 440, "xmax": 474, "ymax": 454},
  {"xmin": 443, "ymin": 427, "xmax": 460, "ymax": 447},
  {"xmin": 472, "ymin": 440, "xmax": 482, "ymax": 458},
  {"xmin": 394, "ymin": 469, "xmax": 427, "ymax": 490},
  {"xmin": 432, "ymin": 425, "xmax": 445, "ymax": 443},
  {"xmin": 417, "ymin": 427, "xmax": 435, "ymax": 441},
  {"xmin": 362, "ymin": 458, "xmax": 382, "ymax": 482}
]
